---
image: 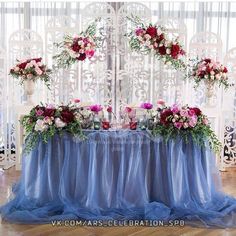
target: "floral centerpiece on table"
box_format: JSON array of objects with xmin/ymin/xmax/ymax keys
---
[
  {"xmin": 53, "ymin": 18, "xmax": 103, "ymax": 69},
  {"xmin": 21, "ymin": 103, "xmax": 86, "ymax": 153},
  {"xmin": 9, "ymin": 58, "xmax": 52, "ymax": 88},
  {"xmin": 189, "ymin": 58, "xmax": 231, "ymax": 89},
  {"xmin": 152, "ymin": 104, "xmax": 222, "ymax": 153},
  {"xmin": 126, "ymin": 15, "xmax": 186, "ymax": 70}
]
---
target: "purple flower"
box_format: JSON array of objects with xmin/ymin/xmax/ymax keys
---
[
  {"xmin": 89, "ymin": 104, "xmax": 103, "ymax": 114},
  {"xmin": 140, "ymin": 102, "xmax": 153, "ymax": 110}
]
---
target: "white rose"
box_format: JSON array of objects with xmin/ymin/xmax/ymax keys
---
[
  {"xmin": 210, "ymin": 75, "xmax": 215, "ymax": 80},
  {"xmin": 55, "ymin": 118, "xmax": 66, "ymax": 128}
]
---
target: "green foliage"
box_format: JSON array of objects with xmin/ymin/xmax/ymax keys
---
[{"xmin": 152, "ymin": 123, "xmax": 222, "ymax": 154}]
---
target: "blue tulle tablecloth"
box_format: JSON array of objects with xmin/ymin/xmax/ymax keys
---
[{"xmin": 1, "ymin": 130, "xmax": 236, "ymax": 227}]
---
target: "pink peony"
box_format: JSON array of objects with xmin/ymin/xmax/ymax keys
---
[
  {"xmin": 174, "ymin": 122, "xmax": 183, "ymax": 129},
  {"xmin": 171, "ymin": 104, "xmax": 180, "ymax": 114},
  {"xmin": 89, "ymin": 104, "xmax": 103, "ymax": 114},
  {"xmin": 140, "ymin": 102, "xmax": 153, "ymax": 110}
]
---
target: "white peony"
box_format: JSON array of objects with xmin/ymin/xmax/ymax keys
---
[
  {"xmin": 34, "ymin": 119, "xmax": 48, "ymax": 132},
  {"xmin": 55, "ymin": 118, "xmax": 66, "ymax": 128}
]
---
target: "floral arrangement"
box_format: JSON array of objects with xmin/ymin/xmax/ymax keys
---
[
  {"xmin": 189, "ymin": 58, "xmax": 231, "ymax": 89},
  {"xmin": 9, "ymin": 58, "xmax": 52, "ymax": 88},
  {"xmin": 126, "ymin": 15, "xmax": 186, "ymax": 70},
  {"xmin": 21, "ymin": 103, "xmax": 86, "ymax": 153},
  {"xmin": 53, "ymin": 18, "xmax": 103, "ymax": 68},
  {"xmin": 152, "ymin": 104, "xmax": 222, "ymax": 153}
]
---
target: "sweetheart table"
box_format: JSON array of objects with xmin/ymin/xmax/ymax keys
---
[{"xmin": 1, "ymin": 130, "xmax": 236, "ymax": 227}]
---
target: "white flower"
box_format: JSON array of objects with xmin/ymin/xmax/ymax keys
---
[
  {"xmin": 215, "ymin": 74, "xmax": 220, "ymax": 80},
  {"xmin": 55, "ymin": 118, "xmax": 66, "ymax": 128},
  {"xmin": 34, "ymin": 119, "xmax": 48, "ymax": 132},
  {"xmin": 172, "ymin": 118, "xmax": 176, "ymax": 122},
  {"xmin": 157, "ymin": 29, "xmax": 162, "ymax": 36},
  {"xmin": 78, "ymin": 40, "xmax": 83, "ymax": 45},
  {"xmin": 14, "ymin": 66, "xmax": 20, "ymax": 72},
  {"xmin": 210, "ymin": 75, "xmax": 215, "ymax": 80},
  {"xmin": 166, "ymin": 48, "xmax": 171, "ymax": 54},
  {"xmin": 144, "ymin": 34, "xmax": 151, "ymax": 40},
  {"xmin": 210, "ymin": 71, "xmax": 215, "ymax": 75},
  {"xmin": 166, "ymin": 61, "xmax": 172, "ymax": 66}
]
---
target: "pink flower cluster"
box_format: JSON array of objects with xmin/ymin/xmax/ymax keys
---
[
  {"xmin": 134, "ymin": 25, "xmax": 185, "ymax": 61},
  {"xmin": 9, "ymin": 58, "xmax": 51, "ymax": 81},
  {"xmin": 160, "ymin": 104, "xmax": 208, "ymax": 130},
  {"xmin": 89, "ymin": 104, "xmax": 103, "ymax": 114},
  {"xmin": 67, "ymin": 36, "xmax": 96, "ymax": 61},
  {"xmin": 193, "ymin": 58, "xmax": 228, "ymax": 83}
]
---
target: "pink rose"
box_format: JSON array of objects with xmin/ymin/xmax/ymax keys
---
[
  {"xmin": 135, "ymin": 28, "xmax": 145, "ymax": 36},
  {"xmin": 36, "ymin": 109, "xmax": 44, "ymax": 116},
  {"xmin": 157, "ymin": 99, "xmax": 165, "ymax": 106},
  {"xmin": 203, "ymin": 118, "xmax": 209, "ymax": 125},
  {"xmin": 73, "ymin": 98, "xmax": 80, "ymax": 103},
  {"xmin": 85, "ymin": 50, "xmax": 95, "ymax": 58}
]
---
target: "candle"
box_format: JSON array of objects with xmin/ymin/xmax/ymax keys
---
[
  {"xmin": 129, "ymin": 121, "xmax": 137, "ymax": 130},
  {"xmin": 102, "ymin": 121, "xmax": 110, "ymax": 130},
  {"xmin": 94, "ymin": 121, "xmax": 101, "ymax": 130}
]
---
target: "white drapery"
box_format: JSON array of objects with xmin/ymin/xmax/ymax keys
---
[{"xmin": 1, "ymin": 1, "xmax": 236, "ymax": 169}]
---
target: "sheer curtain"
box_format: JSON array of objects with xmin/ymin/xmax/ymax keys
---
[{"xmin": 0, "ymin": 1, "xmax": 236, "ymax": 169}]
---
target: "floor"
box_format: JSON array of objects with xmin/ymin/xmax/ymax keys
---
[{"xmin": 0, "ymin": 167, "xmax": 236, "ymax": 236}]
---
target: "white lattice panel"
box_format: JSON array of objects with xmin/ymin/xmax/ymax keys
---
[
  {"xmin": 81, "ymin": 3, "xmax": 116, "ymax": 108},
  {"xmin": 45, "ymin": 16, "xmax": 79, "ymax": 103},
  {"xmin": 8, "ymin": 29, "xmax": 43, "ymax": 166},
  {"xmin": 188, "ymin": 32, "xmax": 223, "ymax": 107}
]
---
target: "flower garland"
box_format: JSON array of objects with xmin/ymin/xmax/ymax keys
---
[
  {"xmin": 53, "ymin": 18, "xmax": 103, "ymax": 69},
  {"xmin": 9, "ymin": 58, "xmax": 52, "ymax": 88},
  {"xmin": 152, "ymin": 104, "xmax": 222, "ymax": 153},
  {"xmin": 126, "ymin": 15, "xmax": 186, "ymax": 70},
  {"xmin": 21, "ymin": 103, "xmax": 86, "ymax": 153},
  {"xmin": 188, "ymin": 57, "xmax": 231, "ymax": 89}
]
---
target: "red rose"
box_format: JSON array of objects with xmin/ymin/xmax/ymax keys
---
[
  {"xmin": 206, "ymin": 66, "xmax": 212, "ymax": 73},
  {"xmin": 107, "ymin": 106, "xmax": 112, "ymax": 113},
  {"xmin": 190, "ymin": 107, "xmax": 202, "ymax": 116},
  {"xmin": 61, "ymin": 109, "xmax": 75, "ymax": 123},
  {"xmin": 156, "ymin": 34, "xmax": 164, "ymax": 43},
  {"xmin": 158, "ymin": 45, "xmax": 166, "ymax": 55},
  {"xmin": 146, "ymin": 26, "xmax": 157, "ymax": 38},
  {"xmin": 160, "ymin": 109, "xmax": 173, "ymax": 125},
  {"xmin": 204, "ymin": 58, "xmax": 211, "ymax": 63},
  {"xmin": 171, "ymin": 44, "xmax": 180, "ymax": 59},
  {"xmin": 44, "ymin": 108, "xmax": 56, "ymax": 117},
  {"xmin": 223, "ymin": 67, "xmax": 228, "ymax": 73},
  {"xmin": 31, "ymin": 58, "xmax": 42, "ymax": 63},
  {"xmin": 77, "ymin": 53, "xmax": 86, "ymax": 61},
  {"xmin": 71, "ymin": 42, "xmax": 80, "ymax": 52},
  {"xmin": 18, "ymin": 62, "xmax": 27, "ymax": 69}
]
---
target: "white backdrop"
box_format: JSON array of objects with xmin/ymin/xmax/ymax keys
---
[{"xmin": 1, "ymin": 1, "xmax": 236, "ymax": 169}]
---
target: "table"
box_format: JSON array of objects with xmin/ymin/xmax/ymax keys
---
[{"xmin": 1, "ymin": 130, "xmax": 236, "ymax": 227}]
